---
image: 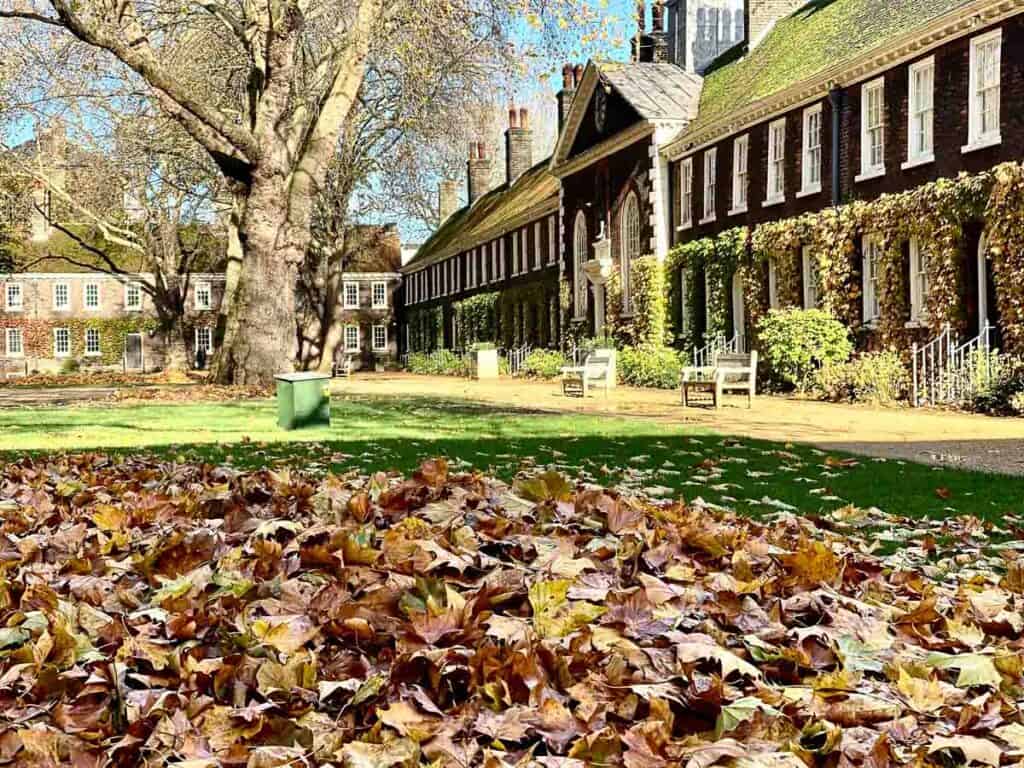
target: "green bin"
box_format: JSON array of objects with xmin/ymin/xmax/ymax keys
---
[{"xmin": 275, "ymin": 372, "xmax": 331, "ymax": 430}]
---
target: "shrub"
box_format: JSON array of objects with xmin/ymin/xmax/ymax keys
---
[
  {"xmin": 968, "ymin": 356, "xmax": 1024, "ymax": 416},
  {"xmin": 406, "ymin": 350, "xmax": 469, "ymax": 377},
  {"xmin": 521, "ymin": 349, "xmax": 569, "ymax": 379},
  {"xmin": 757, "ymin": 308, "xmax": 853, "ymax": 392},
  {"xmin": 618, "ymin": 345, "xmax": 684, "ymax": 389},
  {"xmin": 60, "ymin": 357, "xmax": 81, "ymax": 375},
  {"xmin": 814, "ymin": 350, "xmax": 910, "ymax": 405}
]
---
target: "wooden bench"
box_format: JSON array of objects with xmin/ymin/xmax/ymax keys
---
[
  {"xmin": 682, "ymin": 351, "xmax": 758, "ymax": 409},
  {"xmin": 332, "ymin": 353, "xmax": 354, "ymax": 378},
  {"xmin": 561, "ymin": 352, "xmax": 613, "ymax": 397}
]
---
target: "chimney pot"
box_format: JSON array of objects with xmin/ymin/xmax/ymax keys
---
[
  {"xmin": 562, "ymin": 63, "xmax": 573, "ymax": 88},
  {"xmin": 508, "ymin": 107, "xmax": 518, "ymax": 129},
  {"xmin": 519, "ymin": 108, "xmax": 529, "ymax": 130},
  {"xmin": 574, "ymin": 64, "xmax": 584, "ymax": 84}
]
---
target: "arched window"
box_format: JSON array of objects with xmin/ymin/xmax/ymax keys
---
[
  {"xmin": 574, "ymin": 211, "xmax": 588, "ymax": 319},
  {"xmin": 620, "ymin": 190, "xmax": 641, "ymax": 313}
]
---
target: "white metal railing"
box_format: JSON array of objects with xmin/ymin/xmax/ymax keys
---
[
  {"xmin": 507, "ymin": 344, "xmax": 532, "ymax": 376},
  {"xmin": 692, "ymin": 333, "xmax": 746, "ymax": 368},
  {"xmin": 912, "ymin": 323, "xmax": 995, "ymax": 406}
]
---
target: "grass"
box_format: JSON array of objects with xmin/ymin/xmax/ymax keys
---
[{"xmin": 0, "ymin": 392, "xmax": 1022, "ymax": 522}]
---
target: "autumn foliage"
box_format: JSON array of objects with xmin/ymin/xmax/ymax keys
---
[{"xmin": 0, "ymin": 455, "xmax": 1021, "ymax": 766}]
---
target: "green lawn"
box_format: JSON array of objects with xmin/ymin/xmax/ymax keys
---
[{"xmin": 0, "ymin": 393, "xmax": 1021, "ymax": 523}]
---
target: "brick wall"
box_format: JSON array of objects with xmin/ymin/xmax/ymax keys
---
[{"xmin": 673, "ymin": 15, "xmax": 1024, "ymax": 246}]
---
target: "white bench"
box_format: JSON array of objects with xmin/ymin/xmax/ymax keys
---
[
  {"xmin": 332, "ymin": 353, "xmax": 354, "ymax": 378},
  {"xmin": 682, "ymin": 351, "xmax": 758, "ymax": 408},
  {"xmin": 561, "ymin": 352, "xmax": 613, "ymax": 397}
]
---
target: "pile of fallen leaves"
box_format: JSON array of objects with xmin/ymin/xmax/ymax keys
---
[
  {"xmin": 0, "ymin": 456, "xmax": 1022, "ymax": 768},
  {"xmin": 0, "ymin": 371, "xmax": 189, "ymax": 389},
  {"xmin": 112, "ymin": 383, "xmax": 271, "ymax": 403}
]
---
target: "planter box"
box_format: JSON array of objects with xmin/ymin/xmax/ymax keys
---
[{"xmin": 473, "ymin": 349, "xmax": 499, "ymax": 380}]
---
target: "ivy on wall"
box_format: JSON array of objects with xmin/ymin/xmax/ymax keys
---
[
  {"xmin": 608, "ymin": 256, "xmax": 666, "ymax": 348},
  {"xmin": 406, "ymin": 306, "xmax": 443, "ymax": 352},
  {"xmin": 496, "ymin": 283, "xmax": 555, "ymax": 348},
  {"xmin": 984, "ymin": 163, "xmax": 1024, "ymax": 354},
  {"xmin": 1, "ymin": 317, "xmax": 158, "ymax": 365},
  {"xmin": 452, "ymin": 292, "xmax": 498, "ymax": 349}
]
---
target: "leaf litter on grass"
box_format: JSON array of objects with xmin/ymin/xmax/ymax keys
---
[{"xmin": 0, "ymin": 453, "xmax": 1022, "ymax": 766}]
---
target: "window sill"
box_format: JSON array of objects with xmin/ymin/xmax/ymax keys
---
[
  {"xmin": 125, "ymin": 308, "xmax": 142, "ymax": 313},
  {"xmin": 862, "ymin": 321, "xmax": 879, "ymax": 331},
  {"xmin": 195, "ymin": 306, "xmax": 212, "ymax": 312},
  {"xmin": 343, "ymin": 305, "xmax": 359, "ymax": 311},
  {"xmin": 372, "ymin": 304, "xmax": 387, "ymax": 310},
  {"xmin": 5, "ymin": 354, "xmax": 23, "ymax": 359},
  {"xmin": 855, "ymin": 166, "xmax": 886, "ymax": 183},
  {"xmin": 698, "ymin": 214, "xmax": 717, "ymax": 225},
  {"xmin": 762, "ymin": 196, "xmax": 785, "ymax": 208},
  {"xmin": 54, "ymin": 308, "xmax": 70, "ymax": 313},
  {"xmin": 5, "ymin": 308, "xmax": 23, "ymax": 313},
  {"xmin": 85, "ymin": 352, "xmax": 102, "ymax": 358},
  {"xmin": 676, "ymin": 222, "xmax": 693, "ymax": 232},
  {"xmin": 962, "ymin": 134, "xmax": 1001, "ymax": 154},
  {"xmin": 727, "ymin": 205, "xmax": 748, "ymax": 217},
  {"xmin": 901, "ymin": 154, "xmax": 934, "ymax": 170},
  {"xmin": 796, "ymin": 185, "xmax": 821, "ymax": 199},
  {"xmin": 904, "ymin": 320, "xmax": 929, "ymax": 329}
]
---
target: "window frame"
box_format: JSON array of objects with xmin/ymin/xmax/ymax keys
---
[
  {"xmin": 801, "ymin": 246, "xmax": 820, "ymax": 309},
  {"xmin": 53, "ymin": 327, "xmax": 71, "ymax": 358},
  {"xmin": 194, "ymin": 279, "xmax": 213, "ymax": 311},
  {"xmin": 964, "ymin": 28, "xmax": 1002, "ymax": 152},
  {"xmin": 857, "ymin": 77, "xmax": 886, "ymax": 181},
  {"xmin": 573, "ymin": 211, "xmax": 588, "ymax": 319},
  {"xmin": 620, "ymin": 190, "xmax": 641, "ymax": 314},
  {"xmin": 124, "ymin": 281, "xmax": 143, "ymax": 312},
  {"xmin": 53, "ymin": 281, "xmax": 70, "ymax": 312},
  {"xmin": 5, "ymin": 327, "xmax": 23, "ymax": 358},
  {"xmin": 799, "ymin": 104, "xmax": 823, "ymax": 196},
  {"xmin": 5, "ymin": 282, "xmax": 23, "ymax": 312},
  {"xmin": 909, "ymin": 237, "xmax": 931, "ymax": 324},
  {"xmin": 765, "ymin": 118, "xmax": 786, "ymax": 206},
  {"xmin": 371, "ymin": 280, "xmax": 387, "ymax": 309},
  {"xmin": 678, "ymin": 158, "xmax": 693, "ymax": 229},
  {"xmin": 547, "ymin": 216, "xmax": 557, "ymax": 265},
  {"xmin": 84, "ymin": 281, "xmax": 101, "ymax": 311},
  {"xmin": 195, "ymin": 326, "xmax": 213, "ymax": 354},
  {"xmin": 371, "ymin": 324, "xmax": 387, "ymax": 352},
  {"xmin": 534, "ymin": 221, "xmax": 543, "ymax": 270},
  {"xmin": 700, "ymin": 148, "xmax": 717, "ymax": 224},
  {"xmin": 904, "ymin": 56, "xmax": 935, "ymax": 168},
  {"xmin": 344, "ymin": 324, "xmax": 360, "ymax": 352},
  {"xmin": 342, "ymin": 281, "xmax": 359, "ymax": 309},
  {"xmin": 730, "ymin": 134, "xmax": 748, "ymax": 215},
  {"xmin": 84, "ymin": 327, "xmax": 101, "ymax": 357},
  {"xmin": 862, "ymin": 235, "xmax": 881, "ymax": 325}
]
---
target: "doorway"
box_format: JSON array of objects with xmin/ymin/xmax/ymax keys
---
[{"xmin": 124, "ymin": 333, "xmax": 143, "ymax": 371}]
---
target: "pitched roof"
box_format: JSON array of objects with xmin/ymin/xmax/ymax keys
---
[
  {"xmin": 684, "ymin": 0, "xmax": 971, "ymax": 137},
  {"xmin": 402, "ymin": 160, "xmax": 558, "ymax": 273},
  {"xmin": 600, "ymin": 62, "xmax": 703, "ymax": 122}
]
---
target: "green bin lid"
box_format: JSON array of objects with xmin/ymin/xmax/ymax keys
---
[{"xmin": 274, "ymin": 372, "xmax": 332, "ymax": 383}]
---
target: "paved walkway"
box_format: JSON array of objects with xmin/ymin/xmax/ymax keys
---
[
  {"xmin": 334, "ymin": 373, "xmax": 1024, "ymax": 476},
  {"xmin": 0, "ymin": 386, "xmax": 117, "ymax": 408}
]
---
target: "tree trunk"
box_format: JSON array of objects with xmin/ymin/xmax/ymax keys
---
[
  {"xmin": 212, "ymin": 173, "xmax": 303, "ymax": 386},
  {"xmin": 316, "ymin": 249, "xmax": 346, "ymax": 372},
  {"xmin": 164, "ymin": 328, "xmax": 190, "ymax": 374}
]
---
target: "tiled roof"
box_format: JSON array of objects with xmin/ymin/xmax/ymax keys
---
[
  {"xmin": 600, "ymin": 62, "xmax": 703, "ymax": 122},
  {"xmin": 685, "ymin": 0, "xmax": 971, "ymax": 136},
  {"xmin": 402, "ymin": 160, "xmax": 558, "ymax": 273}
]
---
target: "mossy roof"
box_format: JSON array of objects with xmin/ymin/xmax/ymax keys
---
[
  {"xmin": 686, "ymin": 0, "xmax": 970, "ymax": 136},
  {"xmin": 403, "ymin": 159, "xmax": 558, "ymax": 273}
]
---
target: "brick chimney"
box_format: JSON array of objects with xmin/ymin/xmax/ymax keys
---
[
  {"xmin": 650, "ymin": 0, "xmax": 668, "ymax": 63},
  {"xmin": 438, "ymin": 179, "xmax": 459, "ymax": 223},
  {"xmin": 505, "ymin": 106, "xmax": 533, "ymax": 184},
  {"xmin": 745, "ymin": 0, "xmax": 805, "ymax": 49},
  {"xmin": 467, "ymin": 141, "xmax": 494, "ymax": 206},
  {"xmin": 557, "ymin": 64, "xmax": 579, "ymax": 133}
]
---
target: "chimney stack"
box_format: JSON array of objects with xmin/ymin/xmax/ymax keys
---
[
  {"xmin": 467, "ymin": 141, "xmax": 494, "ymax": 206},
  {"xmin": 438, "ymin": 179, "xmax": 459, "ymax": 224},
  {"xmin": 505, "ymin": 105, "xmax": 534, "ymax": 184},
  {"xmin": 651, "ymin": 0, "xmax": 668, "ymax": 63},
  {"xmin": 745, "ymin": 0, "xmax": 805, "ymax": 49},
  {"xmin": 557, "ymin": 64, "xmax": 580, "ymax": 133}
]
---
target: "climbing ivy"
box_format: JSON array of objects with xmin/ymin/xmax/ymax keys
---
[
  {"xmin": 406, "ymin": 306, "xmax": 443, "ymax": 352},
  {"xmin": 452, "ymin": 292, "xmax": 498, "ymax": 349},
  {"xmin": 2, "ymin": 316, "xmax": 158, "ymax": 366}
]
